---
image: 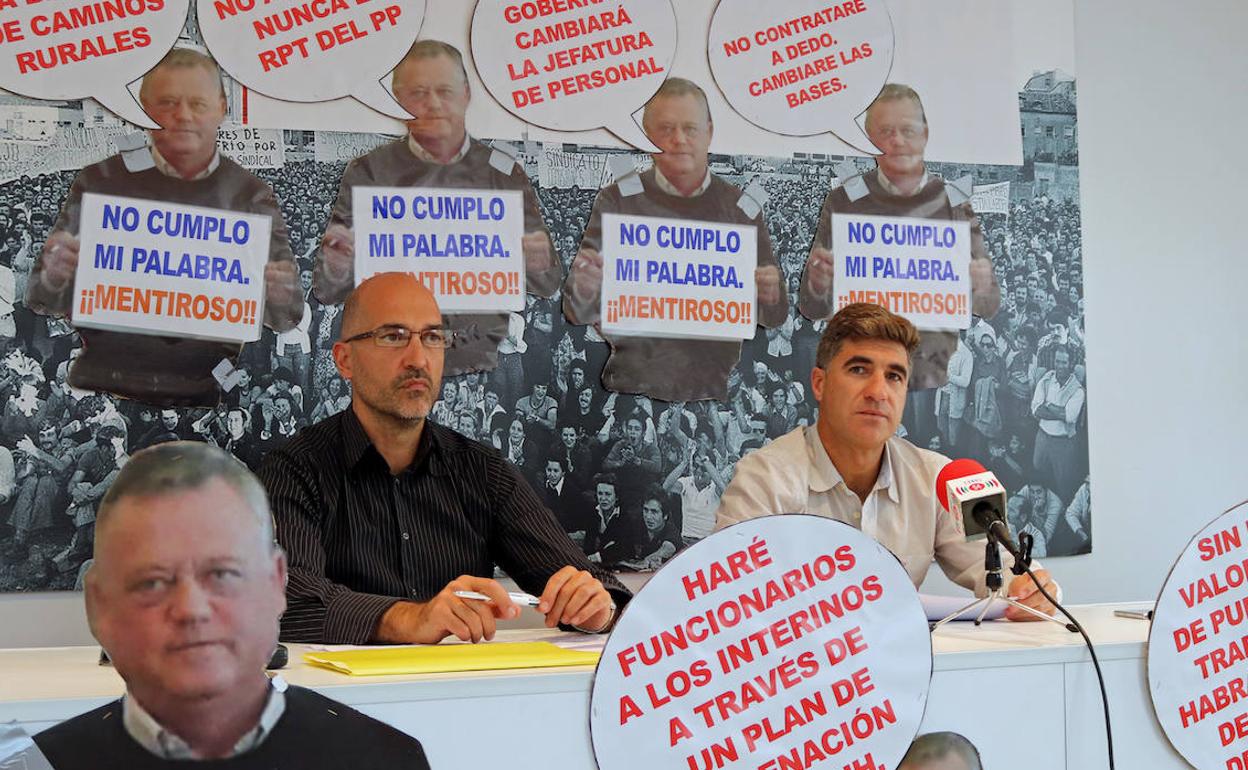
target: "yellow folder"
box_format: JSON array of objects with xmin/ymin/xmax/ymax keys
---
[{"xmin": 304, "ymin": 642, "xmax": 600, "ymax": 676}]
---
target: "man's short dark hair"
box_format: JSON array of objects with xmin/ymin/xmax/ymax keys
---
[{"xmin": 815, "ymin": 303, "xmax": 921, "ymax": 368}]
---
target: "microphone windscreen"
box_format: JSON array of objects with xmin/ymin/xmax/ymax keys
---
[{"xmin": 934, "ymin": 458, "xmax": 988, "ymax": 513}]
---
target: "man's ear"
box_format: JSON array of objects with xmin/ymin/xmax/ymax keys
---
[
  {"xmin": 331, "ymin": 341, "xmax": 353, "ymax": 382},
  {"xmin": 810, "ymin": 365, "xmax": 825, "ymax": 400},
  {"xmin": 83, "ymin": 565, "xmax": 106, "ymax": 648}
]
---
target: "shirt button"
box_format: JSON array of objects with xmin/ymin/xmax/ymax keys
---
[
  {"xmin": 402, "ymin": 532, "xmax": 410, "ymax": 541},
  {"xmin": 410, "ymin": 588, "xmax": 419, "ymax": 597}
]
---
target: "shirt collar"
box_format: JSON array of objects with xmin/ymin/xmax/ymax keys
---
[
  {"xmin": 122, "ymin": 675, "xmax": 287, "ymax": 760},
  {"xmin": 340, "ymin": 406, "xmax": 443, "ymax": 475},
  {"xmin": 653, "ymin": 165, "xmax": 712, "ymax": 197},
  {"xmin": 150, "ymin": 145, "xmax": 220, "ymax": 181},
  {"xmin": 407, "ymin": 132, "xmax": 471, "ymax": 165},
  {"xmin": 875, "ymin": 167, "xmax": 929, "ymax": 197},
  {"xmin": 803, "ymin": 426, "xmax": 900, "ymax": 503}
]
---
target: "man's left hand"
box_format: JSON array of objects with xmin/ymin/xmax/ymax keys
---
[
  {"xmin": 1005, "ymin": 569, "xmax": 1057, "ymax": 622},
  {"xmin": 522, "ymin": 230, "xmax": 554, "ymax": 274},
  {"xmin": 539, "ymin": 566, "xmax": 614, "ymax": 632},
  {"xmin": 755, "ymin": 265, "xmax": 782, "ymax": 305}
]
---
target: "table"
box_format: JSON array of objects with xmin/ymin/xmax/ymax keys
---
[{"xmin": 0, "ymin": 604, "xmax": 1187, "ymax": 769}]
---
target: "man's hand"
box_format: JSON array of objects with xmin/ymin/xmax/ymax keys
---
[
  {"xmin": 755, "ymin": 265, "xmax": 782, "ymax": 305},
  {"xmin": 39, "ymin": 231, "xmax": 80, "ymax": 293},
  {"xmin": 264, "ymin": 260, "xmax": 300, "ymax": 309},
  {"xmin": 1005, "ymin": 569, "xmax": 1057, "ymax": 622},
  {"xmin": 539, "ymin": 566, "xmax": 614, "ymax": 632},
  {"xmin": 969, "ymin": 257, "xmax": 994, "ymax": 289},
  {"xmin": 568, "ymin": 248, "xmax": 603, "ymax": 307},
  {"xmin": 374, "ymin": 575, "xmax": 520, "ymax": 644},
  {"xmin": 318, "ymin": 223, "xmax": 355, "ymax": 284},
  {"xmin": 522, "ymin": 230, "xmax": 554, "ymax": 274},
  {"xmin": 805, "ymin": 246, "xmax": 834, "ymax": 295}
]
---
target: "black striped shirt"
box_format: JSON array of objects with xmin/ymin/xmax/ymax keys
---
[{"xmin": 259, "ymin": 408, "xmax": 630, "ymax": 643}]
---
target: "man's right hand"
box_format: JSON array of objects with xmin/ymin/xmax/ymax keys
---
[
  {"xmin": 318, "ymin": 223, "xmax": 355, "ymax": 284},
  {"xmin": 39, "ymin": 231, "xmax": 80, "ymax": 293},
  {"xmin": 568, "ymin": 248, "xmax": 603, "ymax": 308},
  {"xmin": 805, "ymin": 246, "xmax": 835, "ymax": 295},
  {"xmin": 373, "ymin": 575, "xmax": 520, "ymax": 644}
]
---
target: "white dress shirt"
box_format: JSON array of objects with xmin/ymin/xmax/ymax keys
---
[
  {"xmin": 122, "ymin": 675, "xmax": 287, "ymax": 759},
  {"xmin": 715, "ymin": 426, "xmax": 1040, "ymax": 595}
]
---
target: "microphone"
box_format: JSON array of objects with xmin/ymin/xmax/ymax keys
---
[{"xmin": 934, "ymin": 458, "xmax": 1025, "ymax": 562}]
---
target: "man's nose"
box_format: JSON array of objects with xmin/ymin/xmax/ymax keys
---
[
  {"xmin": 400, "ymin": 334, "xmax": 432, "ymax": 370},
  {"xmin": 168, "ymin": 578, "xmax": 212, "ymax": 623},
  {"xmin": 864, "ymin": 371, "xmax": 891, "ymax": 401}
]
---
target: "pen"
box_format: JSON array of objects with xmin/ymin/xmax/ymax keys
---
[
  {"xmin": 454, "ymin": 590, "xmax": 541, "ymax": 607},
  {"xmin": 1113, "ymin": 608, "xmax": 1153, "ymax": 621}
]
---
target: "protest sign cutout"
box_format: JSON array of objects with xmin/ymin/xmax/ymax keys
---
[
  {"xmin": 707, "ymin": 0, "xmax": 894, "ymax": 155},
  {"xmin": 591, "ymin": 514, "xmax": 931, "ymax": 770},
  {"xmin": 599, "ymin": 213, "xmax": 757, "ymax": 341},
  {"xmin": 217, "ymin": 123, "xmax": 284, "ymax": 169},
  {"xmin": 831, "ymin": 213, "xmax": 971, "ymax": 331},
  {"xmin": 197, "ymin": 0, "xmax": 425, "ymax": 119},
  {"xmin": 1148, "ymin": 500, "xmax": 1248, "ymax": 770},
  {"xmin": 470, "ymin": 0, "xmax": 676, "ymax": 151},
  {"xmin": 352, "ymin": 186, "xmax": 525, "ymax": 313},
  {"xmin": 0, "ymin": 0, "xmax": 191, "ymax": 128},
  {"xmin": 73, "ymin": 193, "xmax": 270, "ymax": 344}
]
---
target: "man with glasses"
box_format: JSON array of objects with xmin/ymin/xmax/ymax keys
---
[
  {"xmin": 798, "ymin": 84, "xmax": 1000, "ymax": 391},
  {"xmin": 563, "ymin": 77, "xmax": 787, "ymax": 402},
  {"xmin": 26, "ymin": 47, "xmax": 301, "ymax": 406},
  {"xmin": 314, "ymin": 39, "xmax": 560, "ymax": 376},
  {"xmin": 260, "ymin": 273, "xmax": 627, "ymax": 644}
]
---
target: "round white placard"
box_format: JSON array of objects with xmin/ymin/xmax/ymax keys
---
[
  {"xmin": 591, "ymin": 514, "xmax": 931, "ymax": 770},
  {"xmin": 1149, "ymin": 501, "xmax": 1248, "ymax": 770}
]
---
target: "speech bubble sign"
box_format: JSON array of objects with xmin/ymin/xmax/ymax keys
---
[
  {"xmin": 197, "ymin": 0, "xmax": 425, "ymax": 120},
  {"xmin": 707, "ymin": 0, "xmax": 894, "ymax": 154},
  {"xmin": 470, "ymin": 0, "xmax": 676, "ymax": 152},
  {"xmin": 1148, "ymin": 500, "xmax": 1248, "ymax": 770},
  {"xmin": 0, "ymin": 0, "xmax": 191, "ymax": 129},
  {"xmin": 590, "ymin": 515, "xmax": 931, "ymax": 770}
]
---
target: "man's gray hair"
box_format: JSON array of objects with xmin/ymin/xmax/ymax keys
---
[
  {"xmin": 899, "ymin": 732, "xmax": 982, "ymax": 770},
  {"xmin": 97, "ymin": 441, "xmax": 275, "ymax": 550},
  {"xmin": 865, "ymin": 82, "xmax": 927, "ymax": 128}
]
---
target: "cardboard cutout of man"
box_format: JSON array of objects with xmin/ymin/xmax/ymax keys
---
[
  {"xmin": 798, "ymin": 84, "xmax": 1000, "ymax": 390},
  {"xmin": 26, "ymin": 48, "xmax": 301, "ymax": 407},
  {"xmin": 34, "ymin": 442, "xmax": 430, "ymax": 767},
  {"xmin": 563, "ymin": 77, "xmax": 787, "ymax": 402},
  {"xmin": 315, "ymin": 39, "xmax": 561, "ymax": 376}
]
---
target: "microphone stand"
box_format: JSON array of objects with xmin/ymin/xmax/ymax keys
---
[{"xmin": 930, "ymin": 529, "xmax": 1076, "ymax": 633}]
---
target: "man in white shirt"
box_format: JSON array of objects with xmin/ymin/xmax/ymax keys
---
[
  {"xmin": 1030, "ymin": 346, "xmax": 1085, "ymax": 500},
  {"xmin": 715, "ymin": 303, "xmax": 1057, "ymax": 620}
]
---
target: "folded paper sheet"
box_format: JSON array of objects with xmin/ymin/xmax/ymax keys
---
[{"xmin": 304, "ymin": 642, "xmax": 600, "ymax": 676}]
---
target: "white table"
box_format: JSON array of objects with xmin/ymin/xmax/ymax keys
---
[{"xmin": 0, "ymin": 604, "xmax": 1187, "ymax": 769}]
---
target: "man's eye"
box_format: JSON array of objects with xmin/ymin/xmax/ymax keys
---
[
  {"xmin": 379, "ymin": 330, "xmax": 408, "ymax": 344},
  {"xmin": 208, "ymin": 568, "xmax": 242, "ymax": 585},
  {"xmin": 134, "ymin": 577, "xmax": 169, "ymax": 593}
]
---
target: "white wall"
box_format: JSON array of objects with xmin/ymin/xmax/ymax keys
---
[{"xmin": 1, "ymin": 0, "xmax": 1245, "ymax": 647}]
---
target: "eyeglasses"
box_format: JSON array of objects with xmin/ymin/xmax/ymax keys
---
[{"xmin": 343, "ymin": 325, "xmax": 456, "ymax": 349}]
